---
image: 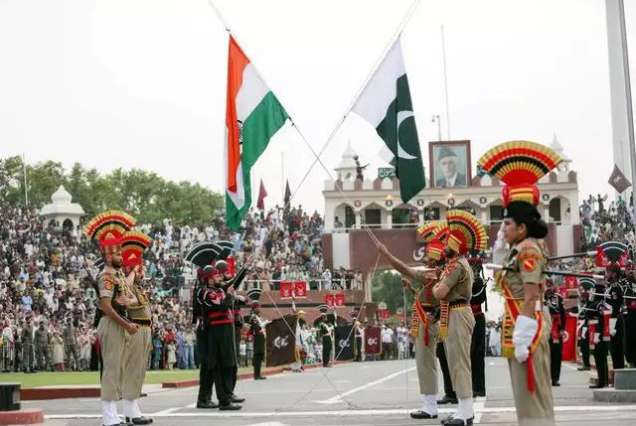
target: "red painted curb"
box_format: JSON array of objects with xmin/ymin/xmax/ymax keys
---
[
  {"xmin": 0, "ymin": 409, "xmax": 43, "ymax": 425},
  {"xmin": 21, "ymin": 387, "xmax": 100, "ymax": 401}
]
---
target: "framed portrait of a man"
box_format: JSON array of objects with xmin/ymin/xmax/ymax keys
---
[{"xmin": 429, "ymin": 140, "xmax": 472, "ymax": 189}]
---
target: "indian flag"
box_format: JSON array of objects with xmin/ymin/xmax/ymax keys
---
[{"xmin": 225, "ymin": 36, "xmax": 289, "ymax": 230}]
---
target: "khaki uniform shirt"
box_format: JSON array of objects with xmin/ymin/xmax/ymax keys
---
[{"xmin": 440, "ymin": 257, "xmax": 473, "ymax": 302}]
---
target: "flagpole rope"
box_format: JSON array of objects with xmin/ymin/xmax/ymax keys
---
[
  {"xmin": 277, "ymin": 253, "xmax": 383, "ymax": 412},
  {"xmin": 206, "ymin": 0, "xmax": 420, "ymax": 410}
]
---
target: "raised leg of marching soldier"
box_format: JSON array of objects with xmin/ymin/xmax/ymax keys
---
[
  {"xmin": 437, "ymin": 342, "xmax": 457, "ymax": 404},
  {"xmin": 549, "ymin": 334, "xmax": 563, "ymax": 386},
  {"xmin": 122, "ymin": 325, "xmax": 153, "ymax": 425},
  {"xmin": 609, "ymin": 316, "xmax": 625, "ymax": 370},
  {"xmin": 410, "ymin": 321, "xmax": 440, "ymax": 419},
  {"xmin": 470, "ymin": 311, "xmax": 486, "ymax": 397}
]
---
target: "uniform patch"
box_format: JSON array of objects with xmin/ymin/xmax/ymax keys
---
[{"xmin": 518, "ymin": 250, "xmax": 540, "ymax": 273}]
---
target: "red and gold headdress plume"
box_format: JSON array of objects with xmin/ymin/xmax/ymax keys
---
[
  {"xmin": 445, "ymin": 210, "xmax": 488, "ymax": 255},
  {"xmin": 84, "ymin": 210, "xmax": 136, "ymax": 248},
  {"xmin": 121, "ymin": 231, "xmax": 153, "ymax": 267},
  {"xmin": 417, "ymin": 221, "xmax": 449, "ymax": 261},
  {"xmin": 477, "ymin": 141, "xmax": 563, "ymax": 207},
  {"xmin": 416, "ymin": 220, "xmax": 449, "ymax": 243}
]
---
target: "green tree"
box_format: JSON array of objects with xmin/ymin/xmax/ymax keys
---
[
  {"xmin": 371, "ymin": 270, "xmax": 414, "ymax": 314},
  {"xmin": 0, "ymin": 156, "xmax": 224, "ymax": 226}
]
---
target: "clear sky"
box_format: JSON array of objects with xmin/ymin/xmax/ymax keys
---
[{"xmin": 1, "ymin": 0, "xmax": 635, "ymax": 213}]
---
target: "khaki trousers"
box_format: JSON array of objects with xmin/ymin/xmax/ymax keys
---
[
  {"xmin": 443, "ymin": 307, "xmax": 475, "ymax": 399},
  {"xmin": 508, "ymin": 313, "xmax": 555, "ymax": 426},
  {"xmin": 122, "ymin": 325, "xmax": 152, "ymax": 400},
  {"xmin": 415, "ymin": 320, "xmax": 439, "ymax": 395},
  {"xmin": 97, "ymin": 317, "xmax": 127, "ymax": 401}
]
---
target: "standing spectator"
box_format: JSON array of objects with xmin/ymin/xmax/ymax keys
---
[
  {"xmin": 21, "ymin": 318, "xmax": 34, "ymax": 373},
  {"xmin": 51, "ymin": 332, "xmax": 65, "ymax": 371},
  {"xmin": 166, "ymin": 341, "xmax": 176, "ymax": 370},
  {"xmin": 78, "ymin": 328, "xmax": 92, "ymax": 371},
  {"xmin": 63, "ymin": 318, "xmax": 78, "ymax": 371},
  {"xmin": 183, "ymin": 327, "xmax": 195, "ymax": 369},
  {"xmin": 34, "ymin": 321, "xmax": 51, "ymax": 372},
  {"xmin": 381, "ymin": 325, "xmax": 394, "ymax": 360}
]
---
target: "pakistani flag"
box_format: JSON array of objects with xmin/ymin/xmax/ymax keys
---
[
  {"xmin": 225, "ymin": 36, "xmax": 289, "ymax": 230},
  {"xmin": 352, "ymin": 37, "xmax": 425, "ymax": 203}
]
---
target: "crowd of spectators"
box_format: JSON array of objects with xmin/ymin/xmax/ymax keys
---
[
  {"xmin": 580, "ymin": 194, "xmax": 635, "ymax": 251},
  {"xmin": 0, "ymin": 202, "xmax": 364, "ymax": 373}
]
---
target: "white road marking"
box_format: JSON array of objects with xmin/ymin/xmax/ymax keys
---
[
  {"xmin": 45, "ymin": 404, "xmax": 636, "ymax": 419},
  {"xmin": 244, "ymin": 423, "xmax": 287, "ymax": 426},
  {"xmin": 315, "ymin": 367, "xmax": 416, "ymax": 404}
]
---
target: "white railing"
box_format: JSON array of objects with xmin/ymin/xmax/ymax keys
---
[{"xmin": 242, "ymin": 278, "xmax": 364, "ymax": 292}]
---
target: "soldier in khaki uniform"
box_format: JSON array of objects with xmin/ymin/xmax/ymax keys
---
[
  {"xmin": 120, "ymin": 231, "xmax": 154, "ymax": 425},
  {"xmin": 373, "ymin": 221, "xmax": 448, "ymax": 420},
  {"xmin": 84, "ymin": 210, "xmax": 138, "ymax": 426},
  {"xmin": 433, "ymin": 210, "xmax": 487, "ymax": 426},
  {"xmin": 478, "ymin": 141, "xmax": 562, "ymax": 426}
]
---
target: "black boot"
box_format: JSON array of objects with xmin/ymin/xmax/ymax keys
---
[
  {"xmin": 410, "ymin": 410, "xmax": 437, "ymax": 419},
  {"xmin": 219, "ymin": 403, "xmax": 242, "ymax": 411},
  {"xmin": 125, "ymin": 417, "xmax": 153, "ymax": 425},
  {"xmin": 437, "ymin": 395, "xmax": 458, "ymax": 405},
  {"xmin": 196, "ymin": 401, "xmax": 219, "ymax": 409}
]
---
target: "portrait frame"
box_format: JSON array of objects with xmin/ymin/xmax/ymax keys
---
[{"xmin": 428, "ymin": 140, "xmax": 472, "ymax": 189}]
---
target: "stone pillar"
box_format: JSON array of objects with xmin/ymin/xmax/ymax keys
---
[
  {"xmin": 418, "ymin": 210, "xmax": 424, "ymax": 226},
  {"xmin": 355, "ymin": 211, "xmax": 361, "ymax": 229},
  {"xmin": 385, "ymin": 211, "xmax": 393, "ymax": 229}
]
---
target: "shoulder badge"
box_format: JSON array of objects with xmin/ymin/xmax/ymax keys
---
[
  {"xmin": 518, "ymin": 249, "xmax": 540, "ymax": 273},
  {"xmin": 101, "ymin": 273, "xmax": 114, "ymax": 291}
]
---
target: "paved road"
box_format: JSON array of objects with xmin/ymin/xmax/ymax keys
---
[{"xmin": 27, "ymin": 357, "xmax": 636, "ymax": 425}]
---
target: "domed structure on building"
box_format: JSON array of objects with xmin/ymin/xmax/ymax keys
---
[{"xmin": 39, "ymin": 185, "xmax": 85, "ymax": 231}]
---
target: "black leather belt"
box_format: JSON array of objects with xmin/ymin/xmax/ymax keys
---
[
  {"xmin": 130, "ymin": 319, "xmax": 151, "ymax": 326},
  {"xmin": 449, "ymin": 299, "xmax": 468, "ymax": 308}
]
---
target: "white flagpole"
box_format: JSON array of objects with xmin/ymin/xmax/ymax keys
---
[
  {"xmin": 441, "ymin": 24, "xmax": 451, "ymax": 141},
  {"xmin": 22, "ymin": 153, "xmax": 28, "ymax": 207}
]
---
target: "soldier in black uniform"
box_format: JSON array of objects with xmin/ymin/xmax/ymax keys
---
[
  {"xmin": 605, "ymin": 265, "xmax": 625, "ymax": 370},
  {"xmin": 218, "ymin": 259, "xmax": 246, "ymax": 404},
  {"xmin": 624, "ymin": 269, "xmax": 636, "ymax": 368},
  {"xmin": 589, "ymin": 279, "xmax": 610, "ymax": 389},
  {"xmin": 576, "ymin": 279, "xmax": 594, "ymax": 371},
  {"xmin": 315, "ymin": 307, "xmax": 334, "ymax": 367},
  {"xmin": 469, "ymin": 253, "xmax": 487, "ymax": 397},
  {"xmin": 248, "ymin": 302, "xmax": 267, "ymax": 380},
  {"xmin": 545, "ymin": 279, "xmax": 565, "ymax": 386},
  {"xmin": 194, "ymin": 266, "xmax": 217, "ymax": 409},
  {"xmin": 196, "ymin": 266, "xmax": 243, "ymax": 410}
]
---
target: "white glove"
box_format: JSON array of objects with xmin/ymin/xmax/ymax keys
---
[
  {"xmin": 609, "ymin": 318, "xmax": 617, "ymax": 337},
  {"xmin": 512, "ymin": 315, "xmax": 538, "ymax": 363}
]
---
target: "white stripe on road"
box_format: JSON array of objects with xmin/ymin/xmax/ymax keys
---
[
  {"xmin": 45, "ymin": 404, "xmax": 636, "ymax": 419},
  {"xmin": 315, "ymin": 367, "xmax": 416, "ymax": 404}
]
